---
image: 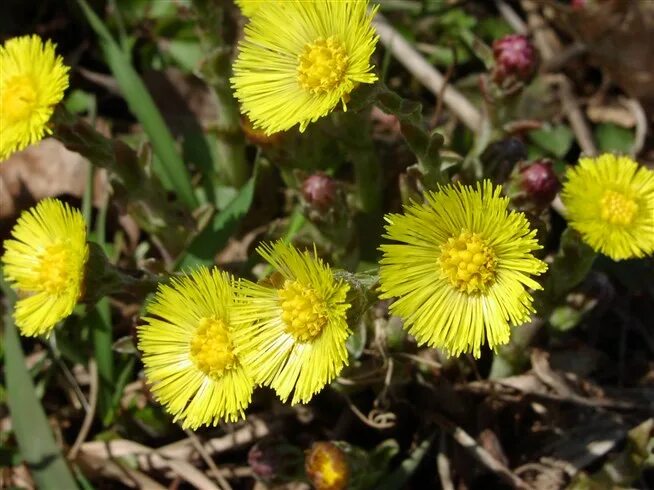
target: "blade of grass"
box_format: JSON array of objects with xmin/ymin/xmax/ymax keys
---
[
  {"xmin": 1, "ymin": 275, "xmax": 79, "ymax": 490},
  {"xmin": 83, "ymin": 170, "xmax": 114, "ymax": 425},
  {"xmin": 76, "ymin": 0, "xmax": 198, "ymax": 210},
  {"xmin": 377, "ymin": 433, "xmax": 435, "ymax": 490}
]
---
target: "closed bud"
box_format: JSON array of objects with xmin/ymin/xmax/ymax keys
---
[
  {"xmin": 305, "ymin": 442, "xmax": 349, "ymax": 490},
  {"xmin": 520, "ymin": 159, "xmax": 560, "ymax": 204},
  {"xmin": 302, "ymin": 173, "xmax": 337, "ymax": 210},
  {"xmin": 492, "ymin": 34, "xmax": 537, "ymax": 85}
]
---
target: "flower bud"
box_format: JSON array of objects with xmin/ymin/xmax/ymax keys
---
[
  {"xmin": 302, "ymin": 173, "xmax": 337, "ymax": 210},
  {"xmin": 305, "ymin": 442, "xmax": 349, "ymax": 490},
  {"xmin": 492, "ymin": 34, "xmax": 537, "ymax": 85},
  {"xmin": 520, "ymin": 159, "xmax": 560, "ymax": 204},
  {"xmin": 248, "ymin": 442, "xmax": 277, "ymax": 481}
]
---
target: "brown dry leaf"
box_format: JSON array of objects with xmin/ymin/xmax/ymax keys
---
[
  {"xmin": 0, "ymin": 138, "xmax": 108, "ymax": 220},
  {"xmin": 554, "ymin": 1, "xmax": 654, "ymax": 107}
]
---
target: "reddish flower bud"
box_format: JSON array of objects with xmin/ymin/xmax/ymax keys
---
[
  {"xmin": 571, "ymin": 0, "xmax": 586, "ymax": 10},
  {"xmin": 248, "ymin": 443, "xmax": 277, "ymax": 481},
  {"xmin": 305, "ymin": 442, "xmax": 349, "ymax": 490},
  {"xmin": 492, "ymin": 34, "xmax": 537, "ymax": 84},
  {"xmin": 520, "ymin": 159, "xmax": 560, "ymax": 204},
  {"xmin": 302, "ymin": 173, "xmax": 337, "ymax": 210}
]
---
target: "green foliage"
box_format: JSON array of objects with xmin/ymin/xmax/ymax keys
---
[
  {"xmin": 77, "ymin": 0, "xmax": 198, "ymax": 209},
  {"xmin": 1, "ymin": 278, "xmax": 79, "ymax": 490}
]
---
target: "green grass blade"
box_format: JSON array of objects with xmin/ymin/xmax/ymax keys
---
[
  {"xmin": 76, "ymin": 0, "xmax": 198, "ymax": 210},
  {"xmin": 176, "ymin": 171, "xmax": 257, "ymax": 269},
  {"xmin": 377, "ymin": 434, "xmax": 435, "ymax": 490},
  {"xmin": 1, "ymin": 276, "xmax": 79, "ymax": 490}
]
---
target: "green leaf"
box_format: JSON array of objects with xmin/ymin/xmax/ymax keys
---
[
  {"xmin": 377, "ymin": 434, "xmax": 435, "ymax": 490},
  {"xmin": 594, "ymin": 123, "xmax": 635, "ymax": 153},
  {"xmin": 76, "ymin": 0, "xmax": 197, "ymax": 210},
  {"xmin": 1, "ymin": 276, "xmax": 79, "ymax": 490},
  {"xmin": 176, "ymin": 171, "xmax": 257, "ymax": 268},
  {"xmin": 540, "ymin": 228, "xmax": 597, "ymax": 304},
  {"xmin": 528, "ymin": 124, "xmax": 574, "ymax": 158}
]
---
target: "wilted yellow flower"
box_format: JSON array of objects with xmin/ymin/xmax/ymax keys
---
[
  {"xmin": 2, "ymin": 198, "xmax": 88, "ymax": 336},
  {"xmin": 305, "ymin": 442, "xmax": 349, "ymax": 490},
  {"xmin": 138, "ymin": 268, "xmax": 255, "ymax": 429},
  {"xmin": 0, "ymin": 35, "xmax": 69, "ymax": 160},
  {"xmin": 562, "ymin": 154, "xmax": 654, "ymax": 260},
  {"xmin": 379, "ymin": 181, "xmax": 547, "ymax": 358},
  {"xmin": 232, "ymin": 241, "xmax": 351, "ymax": 404},
  {"xmin": 231, "ymin": 0, "xmax": 379, "ymax": 134}
]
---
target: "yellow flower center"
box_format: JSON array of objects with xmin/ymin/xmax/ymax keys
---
[
  {"xmin": 440, "ymin": 231, "xmax": 497, "ymax": 294},
  {"xmin": 297, "ymin": 37, "xmax": 349, "ymax": 94},
  {"xmin": 600, "ymin": 190, "xmax": 638, "ymax": 226},
  {"xmin": 279, "ymin": 280, "xmax": 327, "ymax": 342},
  {"xmin": 3, "ymin": 75, "xmax": 38, "ymax": 122},
  {"xmin": 38, "ymin": 242, "xmax": 76, "ymax": 295},
  {"xmin": 190, "ymin": 317, "xmax": 236, "ymax": 379}
]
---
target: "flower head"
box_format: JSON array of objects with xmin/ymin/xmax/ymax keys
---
[
  {"xmin": 302, "ymin": 172, "xmax": 337, "ymax": 210},
  {"xmin": 0, "ymin": 35, "xmax": 69, "ymax": 160},
  {"xmin": 305, "ymin": 442, "xmax": 349, "ymax": 490},
  {"xmin": 379, "ymin": 181, "xmax": 547, "ymax": 357},
  {"xmin": 231, "ymin": 0, "xmax": 379, "ymax": 134},
  {"xmin": 519, "ymin": 159, "xmax": 560, "ymax": 205},
  {"xmin": 492, "ymin": 34, "xmax": 537, "ymax": 85},
  {"xmin": 562, "ymin": 154, "xmax": 654, "ymax": 260},
  {"xmin": 232, "ymin": 241, "xmax": 351, "ymax": 404},
  {"xmin": 138, "ymin": 267, "xmax": 255, "ymax": 429},
  {"xmin": 2, "ymin": 198, "xmax": 88, "ymax": 336},
  {"xmin": 234, "ymin": 0, "xmax": 262, "ymax": 17}
]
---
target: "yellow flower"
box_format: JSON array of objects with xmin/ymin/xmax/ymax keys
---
[
  {"xmin": 232, "ymin": 241, "xmax": 351, "ymax": 404},
  {"xmin": 2, "ymin": 198, "xmax": 88, "ymax": 336},
  {"xmin": 231, "ymin": 0, "xmax": 379, "ymax": 134},
  {"xmin": 379, "ymin": 181, "xmax": 547, "ymax": 358},
  {"xmin": 0, "ymin": 35, "xmax": 69, "ymax": 161},
  {"xmin": 234, "ymin": 0, "xmax": 262, "ymax": 17},
  {"xmin": 138, "ymin": 268, "xmax": 255, "ymax": 429},
  {"xmin": 561, "ymin": 154, "xmax": 654, "ymax": 260}
]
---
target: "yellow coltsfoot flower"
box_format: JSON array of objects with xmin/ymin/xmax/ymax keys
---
[
  {"xmin": 138, "ymin": 268, "xmax": 255, "ymax": 429},
  {"xmin": 562, "ymin": 153, "xmax": 654, "ymax": 260},
  {"xmin": 379, "ymin": 181, "xmax": 548, "ymax": 358},
  {"xmin": 231, "ymin": 0, "xmax": 379, "ymax": 134},
  {"xmin": 234, "ymin": 0, "xmax": 263, "ymax": 17},
  {"xmin": 0, "ymin": 35, "xmax": 69, "ymax": 160},
  {"xmin": 2, "ymin": 198, "xmax": 88, "ymax": 336},
  {"xmin": 232, "ymin": 241, "xmax": 351, "ymax": 405}
]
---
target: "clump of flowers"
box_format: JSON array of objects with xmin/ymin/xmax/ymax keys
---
[
  {"xmin": 0, "ymin": 35, "xmax": 69, "ymax": 160},
  {"xmin": 232, "ymin": 241, "xmax": 351, "ymax": 404},
  {"xmin": 231, "ymin": 0, "xmax": 379, "ymax": 134},
  {"xmin": 2, "ymin": 198, "xmax": 88, "ymax": 336},
  {"xmin": 562, "ymin": 153, "xmax": 654, "ymax": 260},
  {"xmin": 379, "ymin": 181, "xmax": 548, "ymax": 357},
  {"xmin": 138, "ymin": 267, "xmax": 255, "ymax": 429}
]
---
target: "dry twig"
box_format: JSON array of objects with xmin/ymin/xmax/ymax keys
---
[{"xmin": 372, "ymin": 13, "xmax": 482, "ymax": 132}]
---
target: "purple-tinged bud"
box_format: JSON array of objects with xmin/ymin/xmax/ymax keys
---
[
  {"xmin": 248, "ymin": 443, "xmax": 277, "ymax": 481},
  {"xmin": 302, "ymin": 173, "xmax": 337, "ymax": 210},
  {"xmin": 571, "ymin": 0, "xmax": 586, "ymax": 10},
  {"xmin": 492, "ymin": 34, "xmax": 537, "ymax": 84},
  {"xmin": 520, "ymin": 159, "xmax": 560, "ymax": 204}
]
